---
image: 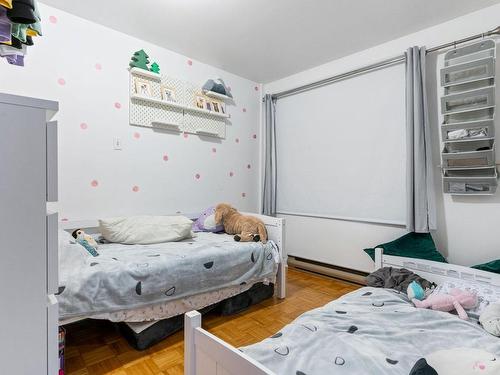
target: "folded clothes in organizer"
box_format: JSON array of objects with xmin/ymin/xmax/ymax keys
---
[
  {"xmin": 7, "ymin": 0, "xmax": 36, "ymax": 24},
  {"xmin": 0, "ymin": 0, "xmax": 13, "ymax": 9},
  {"xmin": 0, "ymin": 42, "xmax": 26, "ymax": 66},
  {"xmin": 0, "ymin": 7, "xmax": 11, "ymax": 43}
]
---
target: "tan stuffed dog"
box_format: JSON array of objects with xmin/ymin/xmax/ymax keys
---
[{"xmin": 215, "ymin": 203, "xmax": 267, "ymax": 243}]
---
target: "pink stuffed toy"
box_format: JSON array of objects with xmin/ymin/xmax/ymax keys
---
[{"xmin": 412, "ymin": 288, "xmax": 478, "ymax": 320}]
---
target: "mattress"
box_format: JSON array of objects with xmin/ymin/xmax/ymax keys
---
[
  {"xmin": 241, "ymin": 287, "xmax": 500, "ymax": 374},
  {"xmin": 57, "ymin": 232, "xmax": 279, "ymax": 320}
]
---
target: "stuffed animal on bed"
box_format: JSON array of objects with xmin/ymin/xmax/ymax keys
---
[
  {"xmin": 412, "ymin": 288, "xmax": 477, "ymax": 320},
  {"xmin": 192, "ymin": 206, "xmax": 224, "ymax": 233},
  {"xmin": 480, "ymin": 303, "xmax": 500, "ymax": 336},
  {"xmin": 214, "ymin": 203, "xmax": 267, "ymax": 243},
  {"xmin": 409, "ymin": 348, "xmax": 500, "ymax": 375},
  {"xmin": 72, "ymin": 229, "xmax": 99, "ymax": 257},
  {"xmin": 407, "ymin": 281, "xmax": 426, "ymax": 301}
]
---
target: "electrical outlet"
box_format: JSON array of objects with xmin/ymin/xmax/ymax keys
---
[{"xmin": 113, "ymin": 137, "xmax": 122, "ymax": 150}]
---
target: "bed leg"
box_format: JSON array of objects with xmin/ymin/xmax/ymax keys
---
[
  {"xmin": 185, "ymin": 310, "xmax": 201, "ymax": 375},
  {"xmin": 276, "ymin": 262, "xmax": 286, "ymax": 299}
]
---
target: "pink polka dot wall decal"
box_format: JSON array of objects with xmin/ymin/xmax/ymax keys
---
[
  {"xmin": 242, "ymin": 108, "xmax": 247, "ymax": 113},
  {"xmin": 254, "ymin": 86, "xmax": 259, "ymax": 91},
  {"xmin": 80, "ymin": 122, "xmax": 88, "ymax": 130},
  {"xmin": 183, "ymin": 133, "xmax": 189, "ymax": 139},
  {"xmin": 235, "ymin": 138, "xmax": 240, "ymax": 143},
  {"xmin": 252, "ymin": 134, "xmax": 257, "ymax": 139},
  {"xmin": 247, "ymin": 164, "xmax": 251, "ymax": 169},
  {"xmin": 229, "ymin": 171, "xmax": 234, "ymax": 177},
  {"xmin": 61, "ymin": 218, "xmax": 68, "ymax": 222},
  {"xmin": 242, "ymin": 192, "xmax": 246, "ymax": 198},
  {"xmin": 195, "ymin": 173, "xmax": 201, "ymax": 180},
  {"xmin": 114, "ymin": 102, "xmax": 122, "ymax": 109},
  {"xmin": 212, "ymin": 147, "xmax": 217, "ymax": 153},
  {"xmin": 57, "ymin": 78, "xmax": 66, "ymax": 86},
  {"xmin": 49, "ymin": 15, "xmax": 57, "ymax": 24},
  {"xmin": 132, "ymin": 185, "xmax": 140, "ymax": 192},
  {"xmin": 90, "ymin": 180, "xmax": 99, "ymax": 187},
  {"xmin": 133, "ymin": 132, "xmax": 141, "ymax": 139},
  {"xmin": 187, "ymin": 59, "xmax": 193, "ymax": 66},
  {"xmin": 95, "ymin": 63, "xmax": 102, "ymax": 71},
  {"xmin": 163, "ymin": 154, "xmax": 169, "ymax": 161}
]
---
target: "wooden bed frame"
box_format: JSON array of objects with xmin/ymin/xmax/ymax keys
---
[
  {"xmin": 60, "ymin": 212, "xmax": 286, "ymax": 325},
  {"xmin": 184, "ymin": 247, "xmax": 500, "ymax": 375}
]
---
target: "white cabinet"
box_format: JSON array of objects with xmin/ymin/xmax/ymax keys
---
[{"xmin": 0, "ymin": 93, "xmax": 59, "ymax": 375}]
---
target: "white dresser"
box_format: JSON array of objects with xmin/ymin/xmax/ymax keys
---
[{"xmin": 0, "ymin": 93, "xmax": 59, "ymax": 375}]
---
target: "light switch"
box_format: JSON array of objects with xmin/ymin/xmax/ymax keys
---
[{"xmin": 113, "ymin": 137, "xmax": 122, "ymax": 150}]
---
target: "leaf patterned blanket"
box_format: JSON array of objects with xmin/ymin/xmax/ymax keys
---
[
  {"xmin": 242, "ymin": 287, "xmax": 500, "ymax": 374},
  {"xmin": 57, "ymin": 232, "xmax": 279, "ymax": 319}
]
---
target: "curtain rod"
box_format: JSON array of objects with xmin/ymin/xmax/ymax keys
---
[{"xmin": 271, "ymin": 25, "xmax": 500, "ymax": 100}]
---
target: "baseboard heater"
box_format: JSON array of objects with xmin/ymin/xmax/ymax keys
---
[{"xmin": 288, "ymin": 256, "xmax": 368, "ymax": 285}]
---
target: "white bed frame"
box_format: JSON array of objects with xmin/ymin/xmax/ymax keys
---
[
  {"xmin": 184, "ymin": 247, "xmax": 500, "ymax": 375},
  {"xmin": 61, "ymin": 212, "xmax": 286, "ymax": 325}
]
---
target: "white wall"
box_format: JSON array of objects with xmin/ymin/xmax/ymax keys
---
[
  {"xmin": 0, "ymin": 3, "xmax": 262, "ymax": 221},
  {"xmin": 265, "ymin": 3, "xmax": 500, "ymax": 271}
]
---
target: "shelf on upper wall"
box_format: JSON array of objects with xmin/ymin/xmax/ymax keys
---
[
  {"xmin": 196, "ymin": 129, "xmax": 219, "ymax": 137},
  {"xmin": 151, "ymin": 121, "xmax": 182, "ymax": 132},
  {"xmin": 129, "ymin": 67, "xmax": 161, "ymax": 81},
  {"xmin": 203, "ymin": 90, "xmax": 232, "ymax": 101},
  {"xmin": 131, "ymin": 94, "xmax": 184, "ymax": 110},
  {"xmin": 131, "ymin": 93, "xmax": 230, "ymax": 119}
]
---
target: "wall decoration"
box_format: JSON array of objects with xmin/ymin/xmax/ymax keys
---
[
  {"xmin": 202, "ymin": 78, "xmax": 233, "ymax": 99},
  {"xmin": 129, "ymin": 69, "xmax": 230, "ymax": 138},
  {"xmin": 129, "ymin": 49, "xmax": 151, "ymax": 71},
  {"xmin": 150, "ymin": 62, "xmax": 160, "ymax": 74},
  {"xmin": 161, "ymin": 86, "xmax": 176, "ymax": 102},
  {"xmin": 135, "ymin": 78, "xmax": 153, "ymax": 97}
]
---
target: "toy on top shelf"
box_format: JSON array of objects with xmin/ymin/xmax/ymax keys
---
[
  {"xmin": 150, "ymin": 62, "xmax": 160, "ymax": 74},
  {"xmin": 129, "ymin": 49, "xmax": 151, "ymax": 71},
  {"xmin": 202, "ymin": 78, "xmax": 233, "ymax": 100}
]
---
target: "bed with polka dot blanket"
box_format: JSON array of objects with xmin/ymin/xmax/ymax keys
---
[{"xmin": 241, "ymin": 287, "xmax": 500, "ymax": 374}]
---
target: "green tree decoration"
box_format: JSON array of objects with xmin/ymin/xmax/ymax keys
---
[
  {"xmin": 150, "ymin": 62, "xmax": 160, "ymax": 74},
  {"xmin": 129, "ymin": 49, "xmax": 150, "ymax": 71}
]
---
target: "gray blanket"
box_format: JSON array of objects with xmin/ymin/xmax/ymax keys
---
[
  {"xmin": 241, "ymin": 287, "xmax": 500, "ymax": 374},
  {"xmin": 57, "ymin": 233, "xmax": 278, "ymax": 319},
  {"xmin": 366, "ymin": 266, "xmax": 435, "ymax": 292}
]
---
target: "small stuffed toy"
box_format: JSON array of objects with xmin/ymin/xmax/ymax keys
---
[
  {"xmin": 215, "ymin": 203, "xmax": 267, "ymax": 243},
  {"xmin": 72, "ymin": 229, "xmax": 99, "ymax": 257},
  {"xmin": 409, "ymin": 348, "xmax": 500, "ymax": 375},
  {"xmin": 407, "ymin": 281, "xmax": 425, "ymax": 301},
  {"xmin": 479, "ymin": 303, "xmax": 500, "ymax": 336},
  {"xmin": 412, "ymin": 288, "xmax": 477, "ymax": 320},
  {"xmin": 192, "ymin": 206, "xmax": 224, "ymax": 233}
]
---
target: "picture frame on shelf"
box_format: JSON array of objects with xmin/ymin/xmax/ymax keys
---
[
  {"xmin": 195, "ymin": 95, "xmax": 206, "ymax": 109},
  {"xmin": 134, "ymin": 78, "xmax": 153, "ymax": 98},
  {"xmin": 212, "ymin": 102, "xmax": 220, "ymax": 113},
  {"xmin": 205, "ymin": 101, "xmax": 212, "ymax": 111},
  {"xmin": 161, "ymin": 86, "xmax": 176, "ymax": 102}
]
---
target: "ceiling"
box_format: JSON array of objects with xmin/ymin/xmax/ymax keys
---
[{"xmin": 42, "ymin": 0, "xmax": 500, "ymax": 83}]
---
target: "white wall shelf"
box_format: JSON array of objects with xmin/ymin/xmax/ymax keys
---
[
  {"xmin": 203, "ymin": 90, "xmax": 232, "ymax": 101},
  {"xmin": 129, "ymin": 71, "xmax": 229, "ymax": 138},
  {"xmin": 130, "ymin": 67, "xmax": 161, "ymax": 81},
  {"xmin": 151, "ymin": 121, "xmax": 182, "ymax": 132},
  {"xmin": 195, "ymin": 129, "xmax": 219, "ymax": 137}
]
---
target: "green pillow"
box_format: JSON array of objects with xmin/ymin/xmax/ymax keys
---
[
  {"xmin": 472, "ymin": 260, "xmax": 500, "ymax": 274},
  {"xmin": 364, "ymin": 232, "xmax": 447, "ymax": 263}
]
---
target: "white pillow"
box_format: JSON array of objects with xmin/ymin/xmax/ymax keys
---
[
  {"xmin": 432, "ymin": 280, "xmax": 500, "ymax": 319},
  {"xmin": 98, "ymin": 215, "xmax": 193, "ymax": 244}
]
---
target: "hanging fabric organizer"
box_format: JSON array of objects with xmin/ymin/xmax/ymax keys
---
[
  {"xmin": 129, "ymin": 68, "xmax": 230, "ymax": 138},
  {"xmin": 440, "ymin": 39, "xmax": 498, "ymax": 195}
]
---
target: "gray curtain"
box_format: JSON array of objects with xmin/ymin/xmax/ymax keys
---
[
  {"xmin": 405, "ymin": 46, "xmax": 437, "ymax": 233},
  {"xmin": 262, "ymin": 94, "xmax": 277, "ymax": 216}
]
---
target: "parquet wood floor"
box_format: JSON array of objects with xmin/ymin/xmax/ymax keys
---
[{"xmin": 64, "ymin": 268, "xmax": 360, "ymax": 375}]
